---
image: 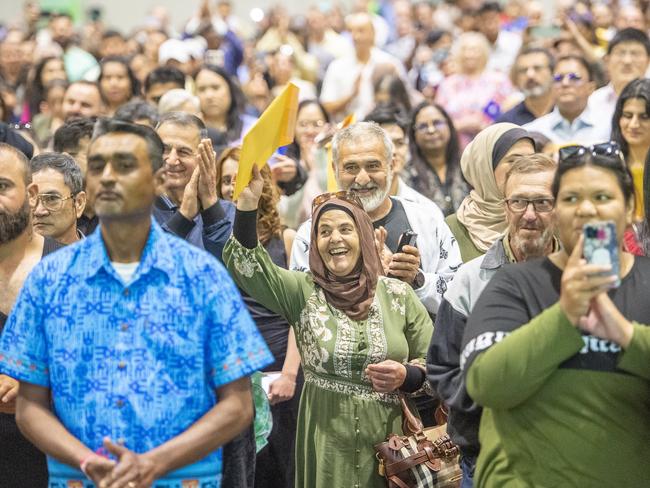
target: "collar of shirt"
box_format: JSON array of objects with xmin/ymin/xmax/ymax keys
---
[
  {"xmin": 82, "ymin": 218, "xmax": 175, "ymax": 284},
  {"xmin": 481, "ymin": 236, "xmax": 511, "ymax": 270},
  {"xmin": 549, "ymin": 104, "xmax": 597, "ymax": 133}
]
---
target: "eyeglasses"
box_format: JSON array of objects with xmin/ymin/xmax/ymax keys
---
[
  {"xmin": 414, "ymin": 120, "xmax": 447, "ymax": 133},
  {"xmin": 553, "ymin": 72, "xmax": 584, "ymax": 84},
  {"xmin": 297, "ymin": 120, "xmax": 326, "ymax": 129},
  {"xmin": 505, "ymin": 198, "xmax": 554, "ymax": 213},
  {"xmin": 34, "ymin": 193, "xmax": 75, "ymax": 212},
  {"xmin": 312, "ymin": 191, "xmax": 363, "ymax": 212},
  {"xmin": 558, "ymin": 142, "xmax": 624, "ymax": 164}
]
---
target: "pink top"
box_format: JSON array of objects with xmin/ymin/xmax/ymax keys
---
[{"xmin": 436, "ymin": 70, "xmax": 513, "ymax": 148}]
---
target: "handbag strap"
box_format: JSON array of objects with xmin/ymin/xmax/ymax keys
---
[
  {"xmin": 399, "ymin": 392, "xmax": 424, "ymax": 435},
  {"xmin": 384, "ymin": 444, "xmax": 439, "ymax": 477}
]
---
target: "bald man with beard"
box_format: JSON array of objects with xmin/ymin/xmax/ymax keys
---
[{"xmin": 0, "ymin": 143, "xmax": 62, "ymax": 487}]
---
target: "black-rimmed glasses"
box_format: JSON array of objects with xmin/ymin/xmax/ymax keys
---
[{"xmin": 504, "ymin": 198, "xmax": 554, "ymax": 213}]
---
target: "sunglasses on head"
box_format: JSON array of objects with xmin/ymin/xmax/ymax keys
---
[
  {"xmin": 312, "ymin": 191, "xmax": 364, "ymax": 213},
  {"xmin": 558, "ymin": 142, "xmax": 624, "ymax": 164}
]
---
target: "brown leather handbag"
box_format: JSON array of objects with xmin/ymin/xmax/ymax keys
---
[{"xmin": 374, "ymin": 395, "xmax": 462, "ymax": 488}]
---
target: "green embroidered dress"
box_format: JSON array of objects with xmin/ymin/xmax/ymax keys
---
[{"xmin": 223, "ymin": 238, "xmax": 434, "ymax": 488}]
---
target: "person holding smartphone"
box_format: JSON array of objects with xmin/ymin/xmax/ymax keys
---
[{"xmin": 460, "ymin": 142, "xmax": 650, "ymax": 487}]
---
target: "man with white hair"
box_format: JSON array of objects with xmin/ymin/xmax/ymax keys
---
[
  {"xmin": 291, "ymin": 122, "xmax": 461, "ymax": 317},
  {"xmin": 158, "ymin": 89, "xmax": 202, "ymax": 116},
  {"xmin": 320, "ymin": 13, "xmax": 409, "ymax": 120}
]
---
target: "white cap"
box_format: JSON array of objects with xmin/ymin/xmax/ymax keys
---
[
  {"xmin": 158, "ymin": 39, "xmax": 190, "ymax": 64},
  {"xmin": 184, "ymin": 37, "xmax": 207, "ymax": 60}
]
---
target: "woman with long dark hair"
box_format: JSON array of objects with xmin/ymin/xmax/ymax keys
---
[
  {"xmin": 404, "ymin": 101, "xmax": 469, "ymax": 216},
  {"xmin": 24, "ymin": 56, "xmax": 67, "ymax": 122},
  {"xmin": 611, "ymin": 78, "xmax": 650, "ymax": 222},
  {"xmin": 195, "ymin": 65, "xmax": 256, "ymax": 145},
  {"xmin": 98, "ymin": 56, "xmax": 140, "ymax": 116}
]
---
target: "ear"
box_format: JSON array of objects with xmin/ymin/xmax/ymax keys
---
[
  {"xmin": 26, "ymin": 182, "xmax": 39, "ymax": 207},
  {"xmin": 74, "ymin": 191, "xmax": 87, "ymax": 219}
]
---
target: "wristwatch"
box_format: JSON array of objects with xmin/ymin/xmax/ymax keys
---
[{"xmin": 412, "ymin": 271, "xmax": 425, "ymax": 290}]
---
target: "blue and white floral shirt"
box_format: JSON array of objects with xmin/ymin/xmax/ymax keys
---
[{"xmin": 0, "ymin": 219, "xmax": 273, "ymax": 487}]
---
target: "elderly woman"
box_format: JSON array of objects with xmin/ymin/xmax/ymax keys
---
[
  {"xmin": 462, "ymin": 143, "xmax": 650, "ymax": 486},
  {"xmin": 445, "ymin": 123, "xmax": 535, "ymax": 262},
  {"xmin": 435, "ymin": 32, "xmax": 513, "ymax": 148},
  {"xmin": 224, "ymin": 174, "xmax": 434, "ymax": 488}
]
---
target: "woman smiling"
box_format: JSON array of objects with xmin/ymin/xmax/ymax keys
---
[
  {"xmin": 462, "ymin": 143, "xmax": 650, "ymax": 487},
  {"xmin": 224, "ymin": 169, "xmax": 434, "ymax": 488}
]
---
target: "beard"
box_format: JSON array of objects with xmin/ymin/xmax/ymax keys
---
[
  {"xmin": 510, "ymin": 225, "xmax": 554, "ymax": 261},
  {"xmin": 348, "ymin": 169, "xmax": 394, "ymax": 213},
  {"xmin": 0, "ymin": 199, "xmax": 31, "ymax": 245},
  {"xmin": 521, "ymin": 83, "xmax": 550, "ymax": 98}
]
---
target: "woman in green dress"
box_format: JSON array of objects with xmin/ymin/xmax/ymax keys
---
[{"xmin": 223, "ymin": 167, "xmax": 434, "ymax": 488}]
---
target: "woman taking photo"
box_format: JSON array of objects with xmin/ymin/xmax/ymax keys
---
[
  {"xmin": 462, "ymin": 142, "xmax": 650, "ymax": 487},
  {"xmin": 224, "ymin": 177, "xmax": 433, "ymax": 487},
  {"xmin": 405, "ymin": 101, "xmax": 469, "ymax": 216},
  {"xmin": 98, "ymin": 56, "xmax": 140, "ymax": 116},
  {"xmin": 195, "ymin": 65, "xmax": 256, "ymax": 145},
  {"xmin": 611, "ymin": 78, "xmax": 650, "ymax": 222}
]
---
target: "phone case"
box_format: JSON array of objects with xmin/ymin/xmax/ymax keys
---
[{"xmin": 583, "ymin": 221, "xmax": 620, "ymax": 287}]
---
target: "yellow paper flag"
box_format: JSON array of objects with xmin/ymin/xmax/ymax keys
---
[
  {"xmin": 233, "ymin": 83, "xmax": 300, "ymax": 200},
  {"xmin": 326, "ymin": 113, "xmax": 356, "ymax": 192}
]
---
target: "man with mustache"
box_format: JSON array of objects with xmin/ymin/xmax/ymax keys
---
[
  {"xmin": 497, "ymin": 47, "xmax": 555, "ymax": 126},
  {"xmin": 31, "ymin": 153, "xmax": 87, "ymax": 245},
  {"xmin": 0, "ymin": 120, "xmax": 271, "ymax": 488},
  {"xmin": 427, "ymin": 153, "xmax": 558, "ymax": 487},
  {"xmin": 0, "ymin": 143, "xmax": 63, "ymax": 487},
  {"xmin": 291, "ymin": 121, "xmax": 461, "ymax": 317}
]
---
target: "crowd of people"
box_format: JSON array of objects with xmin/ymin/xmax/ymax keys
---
[{"xmin": 1, "ymin": 0, "xmax": 650, "ymax": 487}]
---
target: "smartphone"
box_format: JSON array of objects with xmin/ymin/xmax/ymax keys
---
[
  {"xmin": 395, "ymin": 230, "xmax": 418, "ymax": 254},
  {"xmin": 583, "ymin": 222, "xmax": 620, "ymax": 288}
]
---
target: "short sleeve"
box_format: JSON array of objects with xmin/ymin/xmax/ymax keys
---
[
  {"xmin": 0, "ymin": 266, "xmax": 50, "ymax": 387},
  {"xmin": 205, "ymin": 264, "xmax": 274, "ymax": 389}
]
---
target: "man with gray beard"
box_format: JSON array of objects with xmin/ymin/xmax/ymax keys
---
[
  {"xmin": 497, "ymin": 47, "xmax": 555, "ymax": 126},
  {"xmin": 427, "ymin": 153, "xmax": 557, "ymax": 487},
  {"xmin": 290, "ymin": 122, "xmax": 461, "ymax": 318},
  {"xmin": 0, "ymin": 143, "xmax": 62, "ymax": 487}
]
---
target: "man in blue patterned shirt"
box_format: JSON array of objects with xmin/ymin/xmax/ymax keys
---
[{"xmin": 0, "ymin": 119, "xmax": 273, "ymax": 488}]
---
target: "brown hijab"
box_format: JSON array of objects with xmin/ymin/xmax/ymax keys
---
[{"xmin": 309, "ymin": 198, "xmax": 383, "ymax": 321}]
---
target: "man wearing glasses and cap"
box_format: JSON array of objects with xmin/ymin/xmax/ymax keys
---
[
  {"xmin": 31, "ymin": 152, "xmax": 86, "ymax": 245},
  {"xmin": 427, "ymin": 153, "xmax": 559, "ymax": 487},
  {"xmin": 524, "ymin": 54, "xmax": 610, "ymax": 145}
]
